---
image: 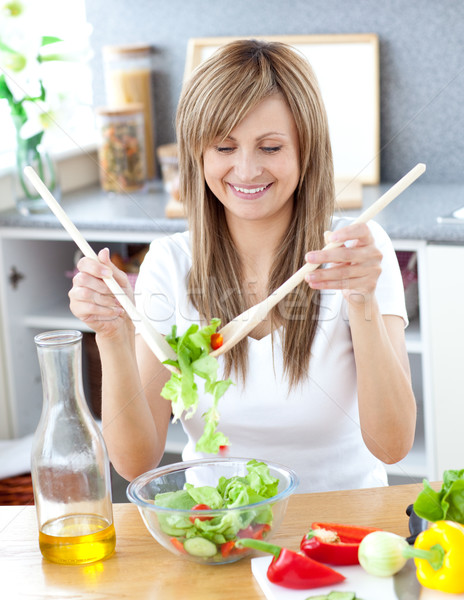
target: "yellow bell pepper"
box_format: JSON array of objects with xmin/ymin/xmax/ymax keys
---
[{"xmin": 412, "ymin": 520, "xmax": 464, "ymax": 594}]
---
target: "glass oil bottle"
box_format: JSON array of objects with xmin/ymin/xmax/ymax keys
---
[{"xmin": 31, "ymin": 330, "xmax": 116, "ymax": 564}]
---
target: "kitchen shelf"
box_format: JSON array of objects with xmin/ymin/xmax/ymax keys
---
[
  {"xmin": 405, "ymin": 318, "xmax": 421, "ymax": 354},
  {"xmin": 165, "ymin": 420, "xmax": 188, "ymax": 455},
  {"xmin": 385, "ymin": 396, "xmax": 425, "ymax": 479},
  {"xmin": 23, "ymin": 302, "xmax": 91, "ymax": 332},
  {"xmin": 385, "ymin": 445, "xmax": 426, "ymax": 479}
]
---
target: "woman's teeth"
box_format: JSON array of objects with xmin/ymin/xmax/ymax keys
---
[{"xmin": 233, "ymin": 184, "xmax": 268, "ymax": 194}]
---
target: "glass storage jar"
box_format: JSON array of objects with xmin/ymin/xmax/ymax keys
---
[
  {"xmin": 103, "ymin": 43, "xmax": 155, "ymax": 179},
  {"xmin": 96, "ymin": 104, "xmax": 146, "ymax": 193}
]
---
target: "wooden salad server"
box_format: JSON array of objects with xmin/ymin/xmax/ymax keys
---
[
  {"xmin": 211, "ymin": 163, "xmax": 426, "ymax": 358},
  {"xmin": 23, "ymin": 166, "xmax": 179, "ymax": 372}
]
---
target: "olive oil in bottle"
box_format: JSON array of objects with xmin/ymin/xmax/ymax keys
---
[{"xmin": 39, "ymin": 514, "xmax": 116, "ymax": 565}]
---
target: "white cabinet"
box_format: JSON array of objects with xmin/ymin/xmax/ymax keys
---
[
  {"xmin": 386, "ymin": 239, "xmax": 435, "ymax": 482},
  {"xmin": 0, "ymin": 225, "xmax": 452, "ymax": 482},
  {"xmin": 424, "ymin": 245, "xmax": 464, "ymax": 476}
]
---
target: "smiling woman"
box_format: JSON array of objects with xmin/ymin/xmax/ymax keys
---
[{"xmin": 68, "ymin": 38, "xmax": 416, "ymax": 494}]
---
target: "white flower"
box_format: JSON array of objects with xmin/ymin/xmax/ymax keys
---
[
  {"xmin": 19, "ymin": 99, "xmax": 52, "ymax": 139},
  {"xmin": 19, "ymin": 91, "xmax": 79, "ymax": 140},
  {"xmin": 1, "ymin": 55, "xmax": 43, "ymax": 101},
  {"xmin": 0, "ymin": 1, "xmax": 43, "ymax": 100},
  {"xmin": 1, "ymin": 1, "xmax": 26, "ymax": 18},
  {"xmin": 0, "ymin": 0, "xmax": 93, "ymax": 147}
]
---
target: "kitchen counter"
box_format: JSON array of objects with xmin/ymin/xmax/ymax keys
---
[
  {"xmin": 0, "ymin": 483, "xmax": 427, "ymax": 599},
  {"xmin": 2, "ymin": 180, "xmax": 464, "ymax": 243},
  {"xmin": 0, "ymin": 181, "xmax": 187, "ymax": 236}
]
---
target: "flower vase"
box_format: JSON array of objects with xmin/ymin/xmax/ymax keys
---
[{"xmin": 15, "ymin": 131, "xmax": 60, "ymax": 215}]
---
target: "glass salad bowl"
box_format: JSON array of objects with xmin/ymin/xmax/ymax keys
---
[{"xmin": 126, "ymin": 457, "xmax": 299, "ymax": 565}]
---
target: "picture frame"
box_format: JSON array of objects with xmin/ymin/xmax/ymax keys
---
[{"xmin": 184, "ymin": 34, "xmax": 380, "ymax": 186}]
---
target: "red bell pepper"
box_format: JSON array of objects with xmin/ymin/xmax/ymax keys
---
[
  {"xmin": 237, "ymin": 538, "xmax": 345, "ymax": 590},
  {"xmin": 237, "ymin": 523, "xmax": 271, "ymax": 540},
  {"xmin": 220, "ymin": 540, "xmax": 248, "ymax": 558},
  {"xmin": 220, "ymin": 524, "xmax": 271, "ymax": 558},
  {"xmin": 300, "ymin": 522, "xmax": 379, "ymax": 566},
  {"xmin": 170, "ymin": 537, "xmax": 186, "ymax": 554},
  {"xmin": 220, "ymin": 540, "xmax": 236, "ymax": 558}
]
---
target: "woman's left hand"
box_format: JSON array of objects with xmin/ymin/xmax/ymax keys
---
[{"xmin": 304, "ymin": 223, "xmax": 382, "ymax": 306}]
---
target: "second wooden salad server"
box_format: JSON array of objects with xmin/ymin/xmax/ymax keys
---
[{"xmin": 211, "ymin": 163, "xmax": 426, "ymax": 358}]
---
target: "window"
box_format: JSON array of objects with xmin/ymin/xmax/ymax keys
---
[{"xmin": 0, "ymin": 0, "xmax": 95, "ymax": 169}]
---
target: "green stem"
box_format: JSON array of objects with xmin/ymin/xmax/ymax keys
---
[
  {"xmin": 402, "ymin": 543, "xmax": 445, "ymax": 571},
  {"xmin": 15, "ymin": 130, "xmax": 55, "ymax": 201},
  {"xmin": 237, "ymin": 538, "xmax": 281, "ymax": 558},
  {"xmin": 16, "ymin": 135, "xmax": 31, "ymax": 199},
  {"xmin": 34, "ymin": 145, "xmax": 45, "ymax": 181}
]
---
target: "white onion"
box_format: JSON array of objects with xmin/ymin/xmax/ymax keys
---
[{"xmin": 358, "ymin": 531, "xmax": 409, "ymax": 577}]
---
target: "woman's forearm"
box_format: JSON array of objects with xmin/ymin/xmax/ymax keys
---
[
  {"xmin": 349, "ymin": 300, "xmax": 416, "ymax": 464},
  {"xmin": 96, "ymin": 329, "xmax": 170, "ymax": 481}
]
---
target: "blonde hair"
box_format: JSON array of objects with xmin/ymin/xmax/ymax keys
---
[{"xmin": 176, "ymin": 39, "xmax": 334, "ymax": 386}]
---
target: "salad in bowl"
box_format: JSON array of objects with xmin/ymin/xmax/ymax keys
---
[{"xmin": 126, "ymin": 457, "xmax": 299, "ymax": 564}]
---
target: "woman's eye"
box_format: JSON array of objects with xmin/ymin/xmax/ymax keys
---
[
  {"xmin": 261, "ymin": 146, "xmax": 281, "ymax": 153},
  {"xmin": 215, "ymin": 146, "xmax": 235, "ymax": 153}
]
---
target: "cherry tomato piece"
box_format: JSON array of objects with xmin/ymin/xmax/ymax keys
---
[
  {"xmin": 189, "ymin": 504, "xmax": 214, "ymax": 523},
  {"xmin": 210, "ymin": 333, "xmax": 224, "ymax": 350}
]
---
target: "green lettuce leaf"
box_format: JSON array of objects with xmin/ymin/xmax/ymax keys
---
[
  {"xmin": 160, "ymin": 319, "xmax": 233, "ymax": 454},
  {"xmin": 413, "ymin": 479, "xmax": 444, "ymax": 522},
  {"xmin": 413, "ymin": 469, "xmax": 464, "ymax": 523},
  {"xmin": 184, "ymin": 483, "xmax": 224, "ymax": 509},
  {"xmin": 154, "ymin": 489, "xmax": 196, "ymax": 510}
]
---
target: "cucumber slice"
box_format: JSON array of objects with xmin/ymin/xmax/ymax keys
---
[
  {"xmin": 306, "ymin": 593, "xmax": 357, "ymax": 600},
  {"xmin": 183, "ymin": 537, "xmax": 218, "ymax": 558}
]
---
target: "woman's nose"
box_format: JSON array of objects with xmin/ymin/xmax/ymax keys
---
[{"xmin": 232, "ymin": 150, "xmax": 263, "ymax": 181}]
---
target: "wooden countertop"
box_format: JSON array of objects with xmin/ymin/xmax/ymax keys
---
[{"xmin": 0, "ymin": 483, "xmax": 424, "ymax": 599}]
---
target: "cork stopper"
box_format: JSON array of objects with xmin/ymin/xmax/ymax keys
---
[
  {"xmin": 95, "ymin": 103, "xmax": 144, "ymax": 117},
  {"xmin": 103, "ymin": 44, "xmax": 152, "ymax": 59}
]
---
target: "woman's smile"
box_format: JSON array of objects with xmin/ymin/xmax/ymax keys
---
[{"xmin": 227, "ymin": 182, "xmax": 273, "ymax": 199}]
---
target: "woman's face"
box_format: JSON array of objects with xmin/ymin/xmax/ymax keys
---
[{"xmin": 203, "ymin": 94, "xmax": 300, "ymax": 227}]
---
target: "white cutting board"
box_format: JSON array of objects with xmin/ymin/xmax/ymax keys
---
[
  {"xmin": 251, "ymin": 556, "xmax": 463, "ymax": 600},
  {"xmin": 251, "ymin": 557, "xmax": 394, "ymax": 600}
]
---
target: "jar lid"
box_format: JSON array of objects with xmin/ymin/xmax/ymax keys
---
[
  {"xmin": 103, "ymin": 43, "xmax": 152, "ymax": 58},
  {"xmin": 95, "ymin": 103, "xmax": 144, "ymax": 116},
  {"xmin": 157, "ymin": 143, "xmax": 178, "ymax": 158}
]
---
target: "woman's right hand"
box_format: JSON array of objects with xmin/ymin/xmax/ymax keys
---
[{"xmin": 68, "ymin": 247, "xmax": 133, "ymax": 338}]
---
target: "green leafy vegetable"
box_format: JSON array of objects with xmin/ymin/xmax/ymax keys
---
[
  {"xmin": 154, "ymin": 460, "xmax": 280, "ymax": 561},
  {"xmin": 414, "ymin": 468, "xmax": 464, "ymax": 523},
  {"xmin": 184, "ymin": 484, "xmax": 223, "ymax": 509},
  {"xmin": 161, "ymin": 318, "xmax": 234, "ymax": 454}
]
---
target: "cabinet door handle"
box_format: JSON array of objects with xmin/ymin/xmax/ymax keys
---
[{"xmin": 9, "ymin": 266, "xmax": 25, "ymax": 290}]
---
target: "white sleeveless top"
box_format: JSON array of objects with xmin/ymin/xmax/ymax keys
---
[{"xmin": 135, "ymin": 220, "xmax": 407, "ymax": 493}]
